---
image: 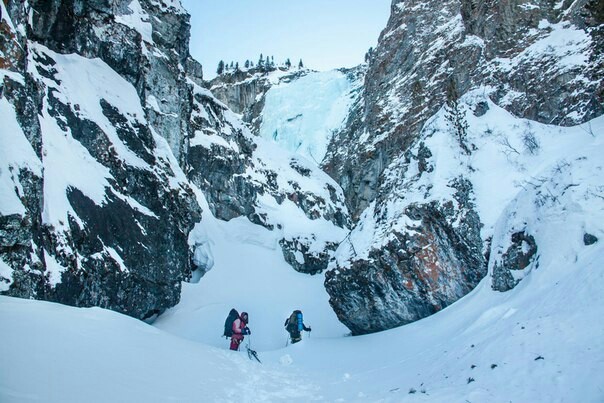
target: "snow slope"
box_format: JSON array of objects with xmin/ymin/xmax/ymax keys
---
[
  {"xmin": 0, "ymin": 296, "xmax": 315, "ymax": 402},
  {"xmin": 334, "ymin": 89, "xmax": 604, "ymax": 267},
  {"xmin": 0, "ymin": 96, "xmax": 42, "ymax": 217},
  {"xmin": 155, "ymin": 213, "xmax": 350, "ymax": 352},
  {"xmin": 2, "ymin": 208, "xmax": 602, "ymax": 401}
]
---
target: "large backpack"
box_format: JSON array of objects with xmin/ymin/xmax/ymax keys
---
[
  {"xmin": 285, "ymin": 310, "xmax": 302, "ymax": 333},
  {"xmin": 223, "ymin": 308, "xmax": 239, "ymax": 338}
]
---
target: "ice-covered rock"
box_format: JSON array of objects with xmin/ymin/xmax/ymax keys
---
[
  {"xmin": 187, "ymin": 80, "xmax": 350, "ymax": 275},
  {"xmin": 1, "ymin": 0, "xmax": 203, "ymax": 318},
  {"xmin": 322, "ymin": 0, "xmax": 604, "ymax": 333},
  {"xmin": 0, "ymin": 0, "xmax": 351, "ymax": 317}
]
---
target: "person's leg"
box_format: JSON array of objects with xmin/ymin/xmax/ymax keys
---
[{"xmin": 230, "ymin": 335, "xmax": 242, "ymax": 350}]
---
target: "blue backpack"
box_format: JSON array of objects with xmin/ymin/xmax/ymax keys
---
[{"xmin": 285, "ymin": 310, "xmax": 303, "ymax": 333}]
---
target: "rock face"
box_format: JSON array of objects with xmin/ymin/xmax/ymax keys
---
[
  {"xmin": 326, "ymin": 200, "xmax": 485, "ymax": 335},
  {"xmin": 2, "ymin": 0, "xmax": 601, "ymax": 334},
  {"xmin": 0, "ymin": 0, "xmax": 202, "ymax": 319},
  {"xmin": 202, "ymin": 67, "xmax": 353, "ymax": 273},
  {"xmin": 326, "ymin": 0, "xmax": 603, "ymax": 219},
  {"xmin": 584, "ymin": 233, "xmax": 598, "ymax": 246},
  {"xmin": 0, "ymin": 0, "xmax": 349, "ymax": 317},
  {"xmin": 492, "ymin": 232, "xmax": 538, "ymax": 292},
  {"xmin": 323, "ymin": 0, "xmax": 603, "ymax": 333}
]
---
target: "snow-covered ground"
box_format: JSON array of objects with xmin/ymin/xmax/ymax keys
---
[
  {"xmin": 154, "ymin": 215, "xmax": 350, "ymax": 352},
  {"xmin": 259, "ymin": 70, "xmax": 354, "ymax": 164},
  {"xmin": 2, "ymin": 210, "xmax": 603, "ymax": 401}
]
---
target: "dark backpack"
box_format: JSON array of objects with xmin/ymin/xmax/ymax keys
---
[
  {"xmin": 223, "ymin": 308, "xmax": 239, "ymax": 338},
  {"xmin": 285, "ymin": 310, "xmax": 301, "ymax": 333}
]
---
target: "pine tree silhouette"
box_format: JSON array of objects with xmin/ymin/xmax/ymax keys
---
[{"xmin": 216, "ymin": 60, "xmax": 225, "ymax": 75}]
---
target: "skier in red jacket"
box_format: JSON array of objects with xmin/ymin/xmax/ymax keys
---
[{"xmin": 230, "ymin": 311, "xmax": 250, "ymax": 351}]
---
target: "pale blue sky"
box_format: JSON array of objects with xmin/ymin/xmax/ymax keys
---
[{"xmin": 182, "ymin": 0, "xmax": 392, "ymax": 79}]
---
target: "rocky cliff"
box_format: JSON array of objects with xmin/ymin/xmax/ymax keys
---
[
  {"xmin": 323, "ymin": 0, "xmax": 603, "ymax": 334},
  {"xmin": 0, "ymin": 0, "xmax": 204, "ymax": 319},
  {"xmin": 186, "ymin": 80, "xmax": 350, "ymax": 275},
  {"xmin": 326, "ymin": 0, "xmax": 603, "ymax": 219},
  {"xmin": 0, "ymin": 0, "xmax": 349, "ymax": 317}
]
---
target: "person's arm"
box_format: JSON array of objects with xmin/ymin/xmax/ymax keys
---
[{"xmin": 303, "ymin": 324, "xmax": 311, "ymax": 332}]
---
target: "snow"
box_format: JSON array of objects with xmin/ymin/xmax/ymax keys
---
[
  {"xmin": 519, "ymin": 3, "xmax": 540, "ymax": 10},
  {"xmin": 492, "ymin": 20, "xmax": 593, "ymax": 90},
  {"xmin": 0, "ymin": 296, "xmax": 314, "ymax": 402},
  {"xmin": 105, "ymin": 247, "xmax": 129, "ymax": 273},
  {"xmin": 188, "ymin": 222, "xmax": 214, "ymax": 280},
  {"xmin": 0, "ymin": 1, "xmax": 16, "ymax": 32},
  {"xmin": 190, "ymin": 129, "xmax": 239, "ymax": 152},
  {"xmin": 463, "ymin": 91, "xmax": 604, "ymax": 234},
  {"xmin": 2, "ymin": 7, "xmax": 603, "ymax": 401},
  {"xmin": 24, "ymin": 44, "xmax": 168, "ymax": 228},
  {"xmin": 2, "ymin": 199, "xmax": 603, "ymax": 401},
  {"xmin": 0, "ymin": 97, "xmax": 42, "ymax": 216},
  {"xmin": 113, "ymin": 192, "xmax": 159, "ymax": 218},
  {"xmin": 38, "ymin": 105, "xmax": 111, "ymax": 228},
  {"xmin": 156, "ymin": 215, "xmax": 349, "ymax": 352},
  {"xmin": 259, "ymin": 70, "xmax": 354, "ymax": 164},
  {"xmin": 149, "ymin": 126, "xmax": 195, "ymax": 193},
  {"xmin": 4, "ymin": 92, "xmax": 603, "ymax": 399},
  {"xmin": 338, "ymin": 89, "xmax": 604, "ymax": 267},
  {"xmin": 115, "ymin": 0, "xmax": 154, "ymax": 44},
  {"xmin": 0, "ymin": 258, "xmax": 14, "ymax": 291},
  {"xmin": 43, "ymin": 250, "xmax": 67, "ymax": 286},
  {"xmin": 29, "ymin": 44, "xmax": 151, "ymax": 170},
  {"xmin": 243, "ymin": 128, "xmax": 350, "ymax": 260},
  {"xmin": 0, "ymin": 69, "xmax": 25, "ymax": 85},
  {"xmin": 2, "ymin": 91, "xmax": 604, "ymax": 401},
  {"xmin": 188, "ymin": 82, "xmax": 350, "ymax": 265},
  {"xmin": 146, "ymin": 94, "xmax": 162, "ymax": 113},
  {"xmin": 251, "ymin": 132, "xmax": 344, "ymax": 207}
]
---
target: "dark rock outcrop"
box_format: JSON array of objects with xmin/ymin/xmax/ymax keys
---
[
  {"xmin": 1, "ymin": 0, "xmax": 350, "ymax": 316},
  {"xmin": 186, "ymin": 81, "xmax": 350, "ymax": 274},
  {"xmin": 583, "ymin": 233, "xmax": 598, "ymax": 246},
  {"xmin": 492, "ymin": 232, "xmax": 538, "ymax": 292},
  {"xmin": 280, "ymin": 238, "xmax": 339, "ymax": 275},
  {"xmin": 326, "ymin": 176, "xmax": 486, "ymax": 335}
]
